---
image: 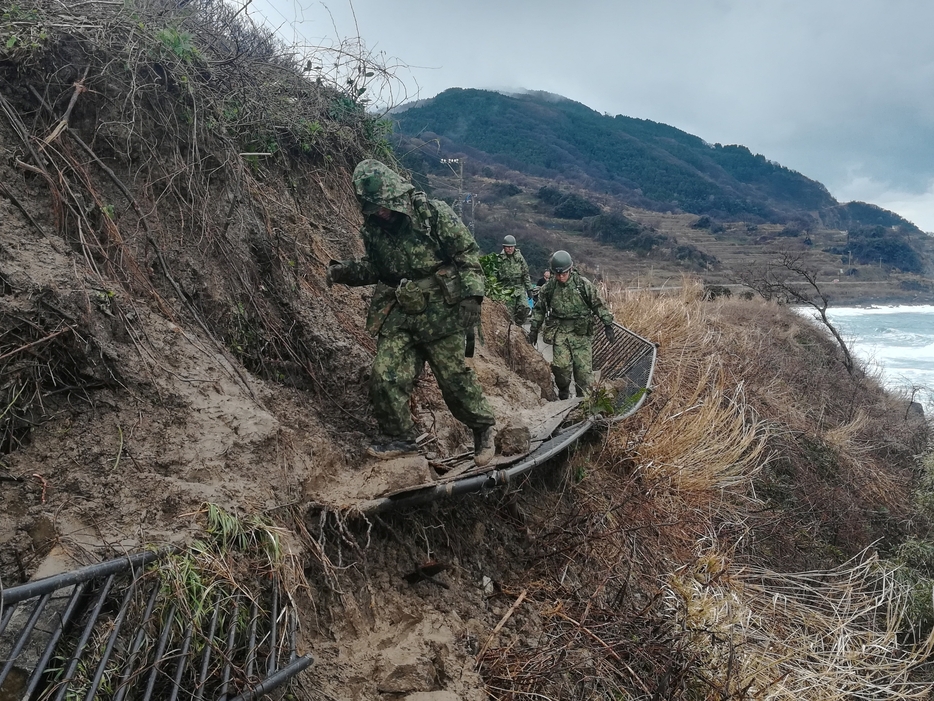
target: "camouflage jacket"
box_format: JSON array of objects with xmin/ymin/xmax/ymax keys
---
[
  {"xmin": 496, "ymin": 248, "xmax": 533, "ymax": 293},
  {"xmin": 529, "ymin": 271, "xmax": 614, "ymax": 337},
  {"xmin": 334, "ymin": 193, "xmax": 485, "ymax": 340}
]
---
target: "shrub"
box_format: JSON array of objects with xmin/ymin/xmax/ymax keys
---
[
  {"xmin": 582, "ymin": 211, "xmax": 643, "ymax": 246},
  {"xmin": 537, "ymin": 185, "xmax": 564, "ymax": 206},
  {"xmin": 836, "ymin": 225, "xmax": 925, "ymax": 273},
  {"xmin": 489, "ymin": 181, "xmax": 521, "ymax": 198},
  {"xmin": 553, "ymin": 193, "xmax": 600, "ymax": 219}
]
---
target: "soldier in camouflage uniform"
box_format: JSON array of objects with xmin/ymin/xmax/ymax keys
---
[
  {"xmin": 527, "ymin": 250, "xmax": 616, "ymax": 400},
  {"xmin": 327, "ymin": 159, "xmax": 497, "ymax": 465},
  {"xmin": 495, "ymin": 235, "xmax": 534, "ymax": 325}
]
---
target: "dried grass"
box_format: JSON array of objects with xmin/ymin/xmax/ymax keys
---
[
  {"xmin": 481, "ymin": 279, "xmax": 932, "ymax": 699},
  {"xmin": 604, "ymin": 279, "xmax": 770, "ymax": 507},
  {"xmin": 666, "ymin": 550, "xmax": 934, "ymax": 699},
  {"xmin": 0, "ymin": 0, "xmax": 400, "ymax": 447}
]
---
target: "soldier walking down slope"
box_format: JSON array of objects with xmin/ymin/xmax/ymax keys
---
[
  {"xmin": 495, "ymin": 235, "xmax": 534, "ymax": 325},
  {"xmin": 527, "ymin": 250, "xmax": 616, "ymax": 400},
  {"xmin": 327, "ymin": 159, "xmax": 497, "ymax": 466}
]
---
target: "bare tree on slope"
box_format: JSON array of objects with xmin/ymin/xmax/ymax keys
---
[{"xmin": 737, "ymin": 251, "xmax": 855, "ymax": 376}]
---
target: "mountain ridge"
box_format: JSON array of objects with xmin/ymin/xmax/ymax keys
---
[
  {"xmin": 393, "ymin": 87, "xmax": 921, "ymax": 233},
  {"xmin": 391, "ymin": 87, "xmax": 933, "ymax": 302}
]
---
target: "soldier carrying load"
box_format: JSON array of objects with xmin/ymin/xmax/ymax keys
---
[
  {"xmin": 528, "ymin": 250, "xmax": 617, "ymax": 400},
  {"xmin": 327, "ymin": 159, "xmax": 497, "ymax": 466},
  {"xmin": 495, "ymin": 234, "xmax": 534, "ymax": 325}
]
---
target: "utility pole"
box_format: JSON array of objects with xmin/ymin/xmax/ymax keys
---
[{"xmin": 440, "ymin": 157, "xmax": 463, "ymax": 216}]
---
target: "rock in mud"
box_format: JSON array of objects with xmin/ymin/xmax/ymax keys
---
[{"xmin": 495, "ymin": 423, "xmax": 531, "ymax": 456}]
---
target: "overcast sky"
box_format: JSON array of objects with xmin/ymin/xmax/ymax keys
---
[{"xmin": 248, "ymin": 0, "xmax": 934, "ymax": 232}]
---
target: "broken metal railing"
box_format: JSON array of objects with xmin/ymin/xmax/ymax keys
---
[
  {"xmin": 358, "ymin": 321, "xmax": 657, "ymax": 513},
  {"xmin": 0, "ymin": 551, "xmax": 312, "ymax": 700},
  {"xmin": 591, "ymin": 320, "xmax": 657, "ymax": 421}
]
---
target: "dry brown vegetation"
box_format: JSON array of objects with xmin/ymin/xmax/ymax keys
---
[
  {"xmin": 463, "ymin": 281, "xmax": 933, "ymax": 699},
  {"xmin": 1, "ymin": 2, "xmax": 933, "ymax": 698},
  {"xmin": 284, "ymin": 282, "xmax": 933, "ymax": 699},
  {"xmin": 0, "ymin": 0, "xmax": 400, "ymax": 461}
]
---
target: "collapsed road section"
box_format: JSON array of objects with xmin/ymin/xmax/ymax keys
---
[
  {"xmin": 0, "ymin": 322, "xmax": 654, "ymax": 699},
  {"xmin": 354, "ymin": 321, "xmax": 657, "ymax": 514}
]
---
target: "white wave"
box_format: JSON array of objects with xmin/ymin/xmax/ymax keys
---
[
  {"xmin": 789, "ymin": 305, "xmax": 934, "ymax": 410},
  {"xmin": 824, "ymin": 304, "xmax": 934, "ymax": 316}
]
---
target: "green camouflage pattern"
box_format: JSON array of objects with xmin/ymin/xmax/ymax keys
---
[
  {"xmin": 352, "ymin": 159, "xmax": 417, "ymax": 220},
  {"xmin": 496, "ymin": 247, "xmax": 532, "ymax": 325},
  {"xmin": 333, "ymin": 195, "xmax": 486, "ymax": 338},
  {"xmin": 371, "ymin": 329, "xmax": 494, "ymax": 437},
  {"xmin": 333, "ymin": 159, "xmax": 494, "ymax": 437},
  {"xmin": 496, "ymin": 247, "xmax": 533, "ymax": 292},
  {"xmin": 530, "ymin": 271, "xmax": 615, "ymax": 395},
  {"xmin": 551, "ymin": 332, "xmax": 595, "ymax": 397},
  {"xmin": 505, "ymin": 289, "xmax": 530, "ymax": 325},
  {"xmin": 529, "ymin": 271, "xmax": 613, "ymax": 332}
]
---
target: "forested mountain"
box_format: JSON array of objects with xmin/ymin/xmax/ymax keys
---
[{"xmin": 392, "ymin": 88, "xmax": 919, "ymax": 232}]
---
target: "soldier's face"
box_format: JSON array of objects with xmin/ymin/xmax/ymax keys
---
[
  {"xmin": 503, "ymin": 245, "xmax": 515, "ymax": 254},
  {"xmin": 373, "ymin": 207, "xmax": 395, "ymax": 221},
  {"xmin": 556, "ymin": 270, "xmax": 571, "ymax": 284}
]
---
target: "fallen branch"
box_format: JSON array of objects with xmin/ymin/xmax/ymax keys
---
[
  {"xmin": 41, "ymin": 66, "xmax": 89, "ymax": 146},
  {"xmin": 28, "ymin": 84, "xmax": 154, "ymax": 237},
  {"xmin": 477, "ymin": 588, "xmax": 527, "ymax": 662},
  {"xmin": 0, "ymin": 326, "xmax": 72, "ymax": 363}
]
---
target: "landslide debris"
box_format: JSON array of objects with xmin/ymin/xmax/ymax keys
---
[
  {"xmin": 0, "ymin": 1, "xmax": 555, "ymax": 697},
  {"xmin": 1, "ymin": 2, "xmax": 933, "ymax": 699}
]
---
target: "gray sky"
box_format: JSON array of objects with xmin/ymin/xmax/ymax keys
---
[{"xmin": 248, "ymin": 0, "xmax": 934, "ymax": 232}]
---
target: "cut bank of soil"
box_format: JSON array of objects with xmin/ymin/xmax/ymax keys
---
[{"xmin": 0, "ymin": 97, "xmax": 560, "ymax": 697}]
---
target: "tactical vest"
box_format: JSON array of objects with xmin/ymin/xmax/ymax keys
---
[{"xmin": 540, "ymin": 275, "xmax": 594, "ymax": 341}]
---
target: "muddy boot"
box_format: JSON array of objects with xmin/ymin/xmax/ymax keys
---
[
  {"xmin": 473, "ymin": 426, "xmax": 496, "ymax": 467},
  {"xmin": 366, "ymin": 435, "xmax": 419, "ymax": 460},
  {"xmin": 557, "ymin": 387, "xmax": 570, "ymax": 400}
]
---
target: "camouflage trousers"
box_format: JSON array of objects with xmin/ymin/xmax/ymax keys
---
[
  {"xmin": 371, "ymin": 328, "xmax": 496, "ymax": 438},
  {"xmin": 551, "ymin": 332, "xmax": 594, "ymax": 397},
  {"xmin": 506, "ymin": 290, "xmax": 531, "ymax": 326}
]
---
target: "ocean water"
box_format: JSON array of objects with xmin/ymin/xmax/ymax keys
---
[{"xmin": 799, "ymin": 305, "xmax": 934, "ymax": 412}]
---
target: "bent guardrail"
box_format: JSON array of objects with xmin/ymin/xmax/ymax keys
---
[
  {"xmin": 0, "ymin": 552, "xmax": 312, "ymax": 700},
  {"xmin": 356, "ymin": 321, "xmax": 657, "ymax": 513}
]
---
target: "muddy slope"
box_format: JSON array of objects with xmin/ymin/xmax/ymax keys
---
[{"xmin": 0, "ymin": 2, "xmax": 560, "ymax": 697}]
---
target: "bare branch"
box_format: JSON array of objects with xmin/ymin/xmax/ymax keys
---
[{"xmin": 736, "ymin": 251, "xmax": 855, "ymax": 375}]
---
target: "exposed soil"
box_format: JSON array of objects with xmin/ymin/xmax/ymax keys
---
[
  {"xmin": 0, "ymin": 73, "xmax": 560, "ymax": 698},
  {"xmin": 4, "ymin": 4, "xmax": 932, "ymax": 699}
]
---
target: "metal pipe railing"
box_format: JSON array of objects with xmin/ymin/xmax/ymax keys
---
[{"xmin": 1, "ymin": 550, "xmax": 160, "ymax": 606}]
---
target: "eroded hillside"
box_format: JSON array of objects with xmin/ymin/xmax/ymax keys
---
[{"xmin": 2, "ymin": 2, "xmax": 934, "ymax": 700}]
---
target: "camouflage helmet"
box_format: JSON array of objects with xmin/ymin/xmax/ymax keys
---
[
  {"xmin": 503, "ymin": 235, "xmax": 517, "ymax": 246},
  {"xmin": 549, "ymin": 250, "xmax": 573, "ymax": 273},
  {"xmin": 352, "ymin": 159, "xmax": 416, "ymax": 219}
]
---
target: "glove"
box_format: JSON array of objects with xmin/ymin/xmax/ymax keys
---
[
  {"xmin": 604, "ymin": 325, "xmax": 616, "ymax": 343},
  {"xmin": 460, "ymin": 297, "xmax": 482, "ymax": 327},
  {"xmin": 326, "ymin": 260, "xmax": 343, "ymax": 288},
  {"xmin": 527, "ymin": 329, "xmax": 538, "ymax": 346}
]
